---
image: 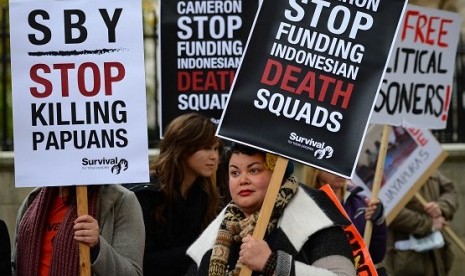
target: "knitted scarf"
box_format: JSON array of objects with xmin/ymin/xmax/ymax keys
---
[
  {"xmin": 16, "ymin": 187, "xmax": 99, "ymax": 276},
  {"xmin": 208, "ymin": 177, "xmax": 298, "ymax": 276}
]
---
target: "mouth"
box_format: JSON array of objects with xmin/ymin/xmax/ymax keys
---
[{"xmin": 239, "ymin": 189, "xmax": 253, "ymax": 196}]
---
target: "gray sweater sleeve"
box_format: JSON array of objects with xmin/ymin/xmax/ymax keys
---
[{"xmin": 91, "ymin": 187, "xmax": 145, "ymax": 276}]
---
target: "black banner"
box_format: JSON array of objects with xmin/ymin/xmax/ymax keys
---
[
  {"xmin": 218, "ymin": 0, "xmax": 407, "ymax": 177},
  {"xmin": 158, "ymin": 0, "xmax": 259, "ymax": 137}
]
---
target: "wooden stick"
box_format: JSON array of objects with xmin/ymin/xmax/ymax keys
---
[
  {"xmin": 414, "ymin": 193, "xmax": 465, "ymax": 255},
  {"xmin": 76, "ymin": 185, "xmax": 91, "ymax": 276},
  {"xmin": 363, "ymin": 125, "xmax": 391, "ymax": 248},
  {"xmin": 239, "ymin": 156, "xmax": 288, "ymax": 276}
]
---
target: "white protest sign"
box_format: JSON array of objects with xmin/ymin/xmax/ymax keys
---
[
  {"xmin": 371, "ymin": 5, "xmax": 462, "ymax": 128},
  {"xmin": 352, "ymin": 125, "xmax": 447, "ymax": 224},
  {"xmin": 10, "ymin": 0, "xmax": 149, "ymax": 187}
]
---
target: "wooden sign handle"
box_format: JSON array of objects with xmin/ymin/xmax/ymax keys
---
[
  {"xmin": 414, "ymin": 193, "xmax": 465, "ymax": 255},
  {"xmin": 76, "ymin": 185, "xmax": 91, "ymax": 276},
  {"xmin": 239, "ymin": 157, "xmax": 288, "ymax": 276},
  {"xmin": 363, "ymin": 125, "xmax": 391, "ymax": 248}
]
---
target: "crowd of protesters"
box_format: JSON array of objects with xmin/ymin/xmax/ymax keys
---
[{"xmin": 0, "ymin": 113, "xmax": 460, "ymax": 276}]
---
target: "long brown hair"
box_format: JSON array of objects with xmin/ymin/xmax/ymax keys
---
[{"xmin": 150, "ymin": 113, "xmax": 222, "ymax": 227}]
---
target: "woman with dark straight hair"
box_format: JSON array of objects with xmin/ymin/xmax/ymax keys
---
[{"xmin": 132, "ymin": 112, "xmax": 223, "ymax": 276}]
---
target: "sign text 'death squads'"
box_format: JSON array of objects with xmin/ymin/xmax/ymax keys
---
[{"xmin": 218, "ymin": 0, "xmax": 408, "ymax": 177}]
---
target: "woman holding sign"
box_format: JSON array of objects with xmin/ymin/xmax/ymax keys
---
[
  {"xmin": 186, "ymin": 143, "xmax": 356, "ymax": 275},
  {"xmin": 385, "ymin": 170, "xmax": 458, "ymax": 276},
  {"xmin": 129, "ymin": 112, "xmax": 224, "ymax": 276},
  {"xmin": 12, "ymin": 185, "xmax": 145, "ymax": 276},
  {"xmin": 305, "ymin": 167, "xmax": 388, "ymax": 275}
]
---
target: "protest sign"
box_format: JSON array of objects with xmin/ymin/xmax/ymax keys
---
[
  {"xmin": 371, "ymin": 5, "xmax": 462, "ymax": 129},
  {"xmin": 10, "ymin": 0, "xmax": 149, "ymax": 187},
  {"xmin": 217, "ymin": 0, "xmax": 408, "ymax": 178},
  {"xmin": 157, "ymin": 0, "xmax": 259, "ymax": 137},
  {"xmin": 352, "ymin": 125, "xmax": 447, "ymax": 224}
]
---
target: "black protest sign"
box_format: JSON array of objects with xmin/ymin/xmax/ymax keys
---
[
  {"xmin": 218, "ymin": 0, "xmax": 407, "ymax": 177},
  {"xmin": 158, "ymin": 0, "xmax": 259, "ymax": 137}
]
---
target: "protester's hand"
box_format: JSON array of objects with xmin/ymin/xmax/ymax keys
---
[
  {"xmin": 239, "ymin": 234, "xmax": 272, "ymax": 271},
  {"xmin": 424, "ymin": 201, "xmax": 442, "ymax": 218},
  {"xmin": 364, "ymin": 198, "xmax": 381, "ymax": 221},
  {"xmin": 432, "ymin": 216, "xmax": 447, "ymax": 231},
  {"xmin": 74, "ymin": 214, "xmax": 100, "ymax": 248}
]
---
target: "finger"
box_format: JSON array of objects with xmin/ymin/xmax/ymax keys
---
[
  {"xmin": 74, "ymin": 227, "xmax": 98, "ymax": 238},
  {"xmin": 240, "ymin": 241, "xmax": 249, "ymax": 251},
  {"xmin": 75, "ymin": 214, "xmax": 94, "ymax": 224},
  {"xmin": 242, "ymin": 234, "xmax": 253, "ymax": 243},
  {"xmin": 73, "ymin": 222, "xmax": 90, "ymax": 231},
  {"xmin": 74, "ymin": 221, "xmax": 96, "ymax": 230},
  {"xmin": 74, "ymin": 228, "xmax": 91, "ymax": 237},
  {"xmin": 370, "ymin": 199, "xmax": 380, "ymax": 206},
  {"xmin": 74, "ymin": 234, "xmax": 98, "ymax": 247}
]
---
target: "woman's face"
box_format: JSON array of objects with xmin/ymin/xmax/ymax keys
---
[
  {"xmin": 228, "ymin": 152, "xmax": 272, "ymax": 217},
  {"xmin": 318, "ymin": 170, "xmax": 346, "ymax": 190},
  {"xmin": 185, "ymin": 142, "xmax": 220, "ymax": 178}
]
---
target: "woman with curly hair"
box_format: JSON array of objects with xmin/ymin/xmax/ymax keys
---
[{"xmin": 186, "ymin": 143, "xmax": 356, "ymax": 275}]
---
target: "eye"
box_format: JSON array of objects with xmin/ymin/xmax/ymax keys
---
[
  {"xmin": 204, "ymin": 145, "xmax": 220, "ymax": 153},
  {"xmin": 229, "ymin": 170, "xmax": 239, "ymax": 177},
  {"xmin": 249, "ymin": 166, "xmax": 263, "ymax": 175}
]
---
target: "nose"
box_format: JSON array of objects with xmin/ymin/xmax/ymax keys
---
[
  {"xmin": 238, "ymin": 173, "xmax": 250, "ymax": 186},
  {"xmin": 209, "ymin": 149, "xmax": 219, "ymax": 160}
]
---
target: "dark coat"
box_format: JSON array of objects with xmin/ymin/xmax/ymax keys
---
[
  {"xmin": 186, "ymin": 185, "xmax": 356, "ymax": 275},
  {"xmin": 130, "ymin": 178, "xmax": 211, "ymax": 276},
  {"xmin": 343, "ymin": 185, "xmax": 387, "ymax": 264},
  {"xmin": 0, "ymin": 220, "xmax": 11, "ymax": 276}
]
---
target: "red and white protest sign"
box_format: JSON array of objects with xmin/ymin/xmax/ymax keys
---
[
  {"xmin": 10, "ymin": 0, "xmax": 149, "ymax": 187},
  {"xmin": 371, "ymin": 5, "xmax": 462, "ymax": 129}
]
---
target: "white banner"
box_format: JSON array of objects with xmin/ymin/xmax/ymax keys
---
[
  {"xmin": 10, "ymin": 0, "xmax": 149, "ymax": 187},
  {"xmin": 371, "ymin": 5, "xmax": 462, "ymax": 129},
  {"xmin": 352, "ymin": 125, "xmax": 446, "ymax": 224}
]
